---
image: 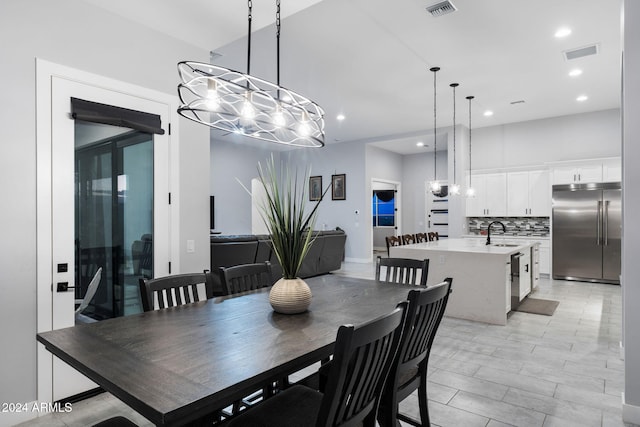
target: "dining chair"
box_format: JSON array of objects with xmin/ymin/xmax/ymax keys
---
[
  {"xmin": 385, "ymin": 235, "xmax": 403, "ymax": 256},
  {"xmin": 92, "ymin": 416, "xmax": 137, "ymax": 427},
  {"xmin": 377, "ymin": 278, "xmax": 453, "ymax": 427},
  {"xmin": 428, "ymin": 231, "xmax": 440, "ymax": 241},
  {"xmin": 138, "ymin": 272, "xmax": 210, "ymax": 312},
  {"xmin": 402, "ymin": 233, "xmax": 416, "ymax": 245},
  {"xmin": 219, "ymin": 261, "xmax": 273, "ymax": 295},
  {"xmin": 375, "ymin": 256, "xmax": 429, "ymax": 286},
  {"xmin": 225, "ymin": 304, "xmax": 407, "ymax": 427},
  {"xmin": 415, "ymin": 232, "xmax": 429, "ymax": 243},
  {"xmin": 74, "ymin": 267, "xmax": 102, "ymax": 324}
]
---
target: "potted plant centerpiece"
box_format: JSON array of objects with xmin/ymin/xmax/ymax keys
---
[{"xmin": 255, "ymin": 157, "xmax": 327, "ymax": 314}]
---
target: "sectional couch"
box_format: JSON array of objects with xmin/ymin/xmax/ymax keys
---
[{"xmin": 209, "ymin": 229, "xmax": 347, "ymax": 294}]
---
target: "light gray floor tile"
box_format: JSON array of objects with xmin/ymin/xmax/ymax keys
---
[
  {"xmin": 449, "ymin": 391, "xmax": 546, "ymax": 427},
  {"xmin": 519, "ymin": 363, "xmax": 604, "ymax": 393},
  {"xmin": 474, "ymin": 366, "xmax": 557, "ymax": 397},
  {"xmin": 425, "ymin": 399, "xmax": 491, "ymax": 427},
  {"xmin": 503, "ymin": 387, "xmax": 602, "ymax": 427},
  {"xmin": 543, "ymin": 414, "xmax": 599, "ymax": 427},
  {"xmin": 429, "ymin": 368, "xmax": 509, "ymax": 401},
  {"xmin": 554, "ymin": 383, "xmax": 623, "ymax": 413}
]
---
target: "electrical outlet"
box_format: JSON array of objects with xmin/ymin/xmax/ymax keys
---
[{"xmin": 186, "ymin": 240, "xmax": 195, "ymax": 253}]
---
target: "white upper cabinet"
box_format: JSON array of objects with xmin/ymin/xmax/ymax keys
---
[
  {"xmin": 551, "ymin": 158, "xmax": 622, "ymax": 185},
  {"xmin": 466, "ymin": 173, "xmax": 507, "ymax": 217},
  {"xmin": 507, "ymin": 170, "xmax": 551, "ymax": 217},
  {"xmin": 602, "ymin": 158, "xmax": 622, "ymax": 182},
  {"xmin": 551, "ymin": 163, "xmax": 602, "ymax": 184}
]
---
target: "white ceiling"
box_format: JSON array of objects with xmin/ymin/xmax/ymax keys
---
[{"xmin": 84, "ymin": 0, "xmax": 621, "ymax": 155}]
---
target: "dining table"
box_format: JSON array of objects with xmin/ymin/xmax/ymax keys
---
[{"xmin": 36, "ymin": 274, "xmax": 418, "ymax": 426}]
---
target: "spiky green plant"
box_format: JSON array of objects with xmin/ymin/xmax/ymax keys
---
[{"xmin": 255, "ymin": 156, "xmax": 327, "ymax": 279}]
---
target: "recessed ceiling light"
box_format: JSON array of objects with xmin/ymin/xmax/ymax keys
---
[
  {"xmin": 576, "ymin": 95, "xmax": 588, "ymax": 102},
  {"xmin": 416, "ymin": 141, "xmax": 424, "ymax": 147},
  {"xmin": 483, "ymin": 110, "xmax": 494, "ymax": 117},
  {"xmin": 336, "ymin": 114, "xmax": 345, "ymax": 121},
  {"xmin": 569, "ymin": 69, "xmax": 583, "ymax": 77},
  {"xmin": 555, "ymin": 27, "xmax": 572, "ymax": 38}
]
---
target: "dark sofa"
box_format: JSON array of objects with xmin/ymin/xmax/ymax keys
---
[{"xmin": 209, "ymin": 229, "xmax": 347, "ymax": 294}]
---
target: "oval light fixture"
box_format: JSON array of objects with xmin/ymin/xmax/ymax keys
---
[
  {"xmin": 483, "ymin": 110, "xmax": 494, "ymax": 117},
  {"xmin": 569, "ymin": 69, "xmax": 583, "ymax": 77},
  {"xmin": 576, "ymin": 95, "xmax": 588, "ymax": 102},
  {"xmin": 337, "ymin": 114, "xmax": 346, "ymax": 121}
]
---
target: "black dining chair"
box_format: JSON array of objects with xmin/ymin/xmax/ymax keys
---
[
  {"xmin": 385, "ymin": 235, "xmax": 403, "ymax": 256},
  {"xmin": 375, "ymin": 256, "xmax": 429, "ymax": 286},
  {"xmin": 218, "ymin": 261, "xmax": 273, "ymax": 295},
  {"xmin": 377, "ymin": 278, "xmax": 453, "ymax": 427},
  {"xmin": 138, "ymin": 272, "xmax": 211, "ymax": 312},
  {"xmin": 225, "ymin": 304, "xmax": 407, "ymax": 427}
]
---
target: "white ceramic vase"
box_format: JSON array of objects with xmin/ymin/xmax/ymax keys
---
[{"xmin": 269, "ymin": 277, "xmax": 312, "ymax": 314}]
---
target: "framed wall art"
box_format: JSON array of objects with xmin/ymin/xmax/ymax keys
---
[
  {"xmin": 332, "ymin": 174, "xmax": 346, "ymax": 200},
  {"xmin": 309, "ymin": 176, "xmax": 322, "ymax": 201}
]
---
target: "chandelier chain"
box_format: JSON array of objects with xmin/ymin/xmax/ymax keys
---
[
  {"xmin": 468, "ymin": 96, "xmax": 473, "ymax": 188},
  {"xmin": 247, "ymin": 0, "xmax": 253, "ymax": 76},
  {"xmin": 433, "ymin": 69, "xmax": 437, "ymax": 180},
  {"xmin": 452, "ymin": 84, "xmax": 456, "ymax": 185},
  {"xmin": 276, "ymin": 0, "xmax": 281, "ymax": 86}
]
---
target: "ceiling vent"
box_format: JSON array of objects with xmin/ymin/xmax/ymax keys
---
[
  {"xmin": 563, "ymin": 44, "xmax": 599, "ymax": 61},
  {"xmin": 426, "ymin": 1, "xmax": 457, "ymax": 17}
]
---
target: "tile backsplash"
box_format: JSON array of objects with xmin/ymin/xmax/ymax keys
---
[{"xmin": 467, "ymin": 217, "xmax": 550, "ymax": 237}]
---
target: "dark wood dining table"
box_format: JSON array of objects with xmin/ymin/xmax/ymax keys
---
[{"xmin": 36, "ymin": 274, "xmax": 417, "ymax": 426}]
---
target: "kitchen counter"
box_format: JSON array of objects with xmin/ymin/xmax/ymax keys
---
[{"xmin": 391, "ymin": 238, "xmax": 537, "ymax": 325}]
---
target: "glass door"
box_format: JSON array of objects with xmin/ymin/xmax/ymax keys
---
[{"xmin": 75, "ymin": 123, "xmax": 153, "ymax": 320}]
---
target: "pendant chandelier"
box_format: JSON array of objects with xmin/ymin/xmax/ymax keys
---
[
  {"xmin": 429, "ymin": 67, "xmax": 441, "ymax": 194},
  {"xmin": 466, "ymin": 95, "xmax": 476, "ymax": 197},
  {"xmin": 449, "ymin": 83, "xmax": 460, "ymax": 196},
  {"xmin": 177, "ymin": 0, "xmax": 325, "ymax": 147}
]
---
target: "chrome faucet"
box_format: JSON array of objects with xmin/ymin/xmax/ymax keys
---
[{"xmin": 486, "ymin": 221, "xmax": 506, "ymax": 245}]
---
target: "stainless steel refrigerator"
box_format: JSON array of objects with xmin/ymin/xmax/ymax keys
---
[{"xmin": 552, "ymin": 182, "xmax": 621, "ymax": 284}]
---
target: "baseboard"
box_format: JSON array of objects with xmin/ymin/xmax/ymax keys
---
[
  {"xmin": 622, "ymin": 393, "xmax": 640, "ymax": 424},
  {"xmin": 344, "ymin": 257, "xmax": 371, "ymax": 264}
]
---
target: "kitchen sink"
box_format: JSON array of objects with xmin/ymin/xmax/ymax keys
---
[{"xmin": 491, "ymin": 243, "xmax": 519, "ymax": 247}]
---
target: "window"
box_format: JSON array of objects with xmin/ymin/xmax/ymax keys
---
[{"xmin": 372, "ymin": 190, "xmax": 395, "ymax": 227}]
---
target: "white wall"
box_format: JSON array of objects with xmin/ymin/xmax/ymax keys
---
[
  {"xmin": 623, "ymin": 0, "xmax": 640, "ymax": 422},
  {"xmin": 369, "ymin": 146, "xmax": 404, "ymax": 250},
  {"xmin": 210, "ymin": 139, "xmax": 283, "ymax": 235},
  {"xmin": 286, "ymin": 141, "xmax": 369, "ymax": 261},
  {"xmin": 401, "ymin": 151, "xmax": 448, "ymax": 234},
  {"xmin": 471, "ymin": 109, "xmax": 621, "ymax": 170},
  {"xmin": 0, "ymin": 0, "xmax": 210, "ymax": 411}
]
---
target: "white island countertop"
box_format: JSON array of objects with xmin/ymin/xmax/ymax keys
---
[
  {"xmin": 390, "ymin": 238, "xmax": 537, "ymax": 325},
  {"xmin": 399, "ymin": 238, "xmax": 537, "ymax": 256}
]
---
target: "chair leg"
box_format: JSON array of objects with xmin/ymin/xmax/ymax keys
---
[
  {"xmin": 377, "ymin": 387, "xmax": 400, "ymax": 427},
  {"xmin": 417, "ymin": 374, "xmax": 430, "ymax": 427}
]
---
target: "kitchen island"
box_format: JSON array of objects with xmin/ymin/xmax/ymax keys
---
[{"xmin": 390, "ymin": 238, "xmax": 537, "ymax": 325}]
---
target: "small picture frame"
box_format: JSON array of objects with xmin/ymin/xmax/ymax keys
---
[
  {"xmin": 332, "ymin": 174, "xmax": 346, "ymax": 200},
  {"xmin": 309, "ymin": 176, "xmax": 322, "ymax": 201}
]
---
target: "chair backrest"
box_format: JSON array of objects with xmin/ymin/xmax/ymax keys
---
[
  {"xmin": 75, "ymin": 267, "xmax": 103, "ymax": 314},
  {"xmin": 375, "ymin": 256, "xmax": 429, "ymax": 286},
  {"xmin": 428, "ymin": 231, "xmax": 439, "ymax": 241},
  {"xmin": 219, "ymin": 262, "xmax": 272, "ymax": 295},
  {"xmin": 317, "ymin": 304, "xmax": 406, "ymax": 427},
  {"xmin": 385, "ymin": 235, "xmax": 403, "ymax": 256},
  {"xmin": 415, "ymin": 232, "xmax": 428, "ymax": 243},
  {"xmin": 389, "ymin": 279, "xmax": 452, "ymax": 395},
  {"xmin": 402, "ymin": 234, "xmax": 416, "ymax": 245},
  {"xmin": 139, "ymin": 272, "xmax": 209, "ymax": 312}
]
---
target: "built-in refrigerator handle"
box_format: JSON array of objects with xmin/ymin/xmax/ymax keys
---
[
  {"xmin": 597, "ymin": 200, "xmax": 602, "ymax": 245},
  {"xmin": 604, "ymin": 200, "xmax": 610, "ymax": 246}
]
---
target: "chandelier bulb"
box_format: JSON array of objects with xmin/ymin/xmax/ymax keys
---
[
  {"xmin": 241, "ymin": 92, "xmax": 256, "ymax": 119},
  {"xmin": 450, "ymin": 183, "xmax": 460, "ymax": 196},
  {"xmin": 466, "ymin": 187, "xmax": 476, "ymax": 198},
  {"xmin": 430, "ymin": 180, "xmax": 441, "ymax": 193},
  {"xmin": 206, "ymin": 80, "xmax": 220, "ymax": 110},
  {"xmin": 272, "ymin": 105, "xmax": 286, "ymax": 127}
]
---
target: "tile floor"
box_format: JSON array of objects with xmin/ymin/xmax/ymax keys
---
[{"xmin": 18, "ymin": 260, "xmax": 637, "ymax": 427}]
